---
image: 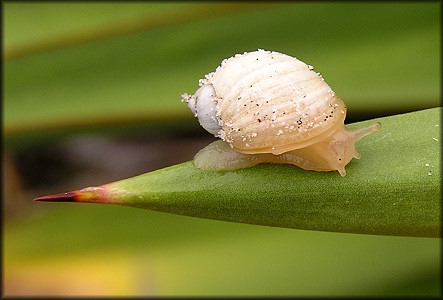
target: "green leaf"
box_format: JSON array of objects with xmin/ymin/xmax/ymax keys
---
[
  {"xmin": 36, "ymin": 107, "xmax": 441, "ymax": 237},
  {"xmin": 4, "ymin": 2, "xmax": 277, "ymax": 61},
  {"xmin": 4, "ymin": 3, "xmax": 440, "ymax": 135}
]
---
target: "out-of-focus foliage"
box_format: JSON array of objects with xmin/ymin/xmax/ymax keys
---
[
  {"xmin": 3, "ymin": 2, "xmax": 440, "ymax": 296},
  {"xmin": 3, "ymin": 2, "xmax": 439, "ymax": 135}
]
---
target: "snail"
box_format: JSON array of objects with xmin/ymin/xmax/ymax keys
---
[{"xmin": 181, "ymin": 49, "xmax": 381, "ymax": 176}]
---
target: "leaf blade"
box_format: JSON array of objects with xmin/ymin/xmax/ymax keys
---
[{"xmin": 36, "ymin": 108, "xmax": 441, "ymax": 237}]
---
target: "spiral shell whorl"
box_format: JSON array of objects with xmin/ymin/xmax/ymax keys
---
[{"xmin": 206, "ymin": 49, "xmax": 347, "ymax": 154}]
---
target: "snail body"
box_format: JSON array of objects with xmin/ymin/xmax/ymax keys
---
[{"xmin": 182, "ymin": 49, "xmax": 381, "ymax": 176}]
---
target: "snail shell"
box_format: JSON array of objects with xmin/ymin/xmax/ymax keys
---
[{"xmin": 182, "ymin": 49, "xmax": 381, "ymax": 176}]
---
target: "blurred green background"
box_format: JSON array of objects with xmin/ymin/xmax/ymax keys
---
[{"xmin": 2, "ymin": 2, "xmax": 440, "ymax": 296}]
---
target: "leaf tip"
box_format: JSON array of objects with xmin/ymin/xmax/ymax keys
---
[
  {"xmin": 34, "ymin": 186, "xmax": 110, "ymax": 203},
  {"xmin": 34, "ymin": 191, "xmax": 79, "ymax": 202}
]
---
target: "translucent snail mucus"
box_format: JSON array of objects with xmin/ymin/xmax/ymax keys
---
[{"xmin": 181, "ymin": 49, "xmax": 381, "ymax": 176}]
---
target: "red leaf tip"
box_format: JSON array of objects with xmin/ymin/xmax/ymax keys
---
[
  {"xmin": 34, "ymin": 191, "xmax": 79, "ymax": 202},
  {"xmin": 34, "ymin": 186, "xmax": 109, "ymax": 203}
]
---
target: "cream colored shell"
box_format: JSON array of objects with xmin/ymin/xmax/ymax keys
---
[
  {"xmin": 182, "ymin": 49, "xmax": 381, "ymax": 176},
  {"xmin": 186, "ymin": 49, "xmax": 346, "ymax": 155}
]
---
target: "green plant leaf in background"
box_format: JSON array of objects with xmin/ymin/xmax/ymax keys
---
[
  {"xmin": 36, "ymin": 108, "xmax": 441, "ymax": 238},
  {"xmin": 3, "ymin": 2, "xmax": 439, "ymax": 136}
]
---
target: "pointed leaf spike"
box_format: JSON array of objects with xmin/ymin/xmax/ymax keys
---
[
  {"xmin": 34, "ymin": 186, "xmax": 109, "ymax": 203},
  {"xmin": 34, "ymin": 191, "xmax": 80, "ymax": 202}
]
